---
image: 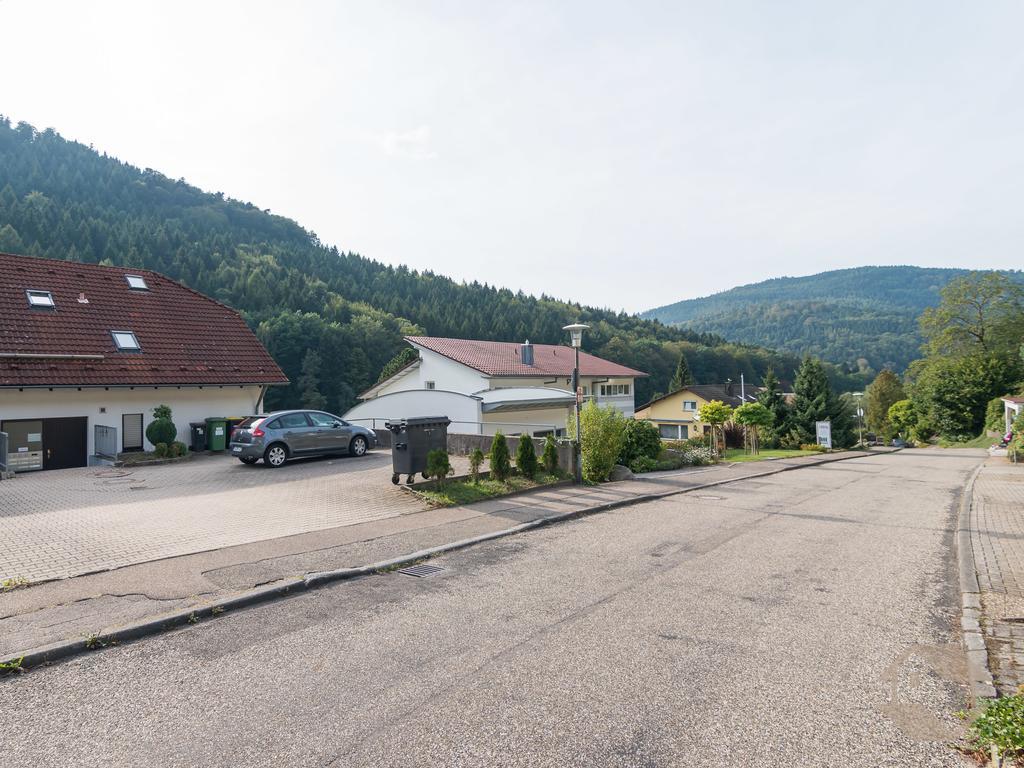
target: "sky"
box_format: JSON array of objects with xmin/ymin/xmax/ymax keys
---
[{"xmin": 2, "ymin": 1, "xmax": 1023, "ymax": 313}]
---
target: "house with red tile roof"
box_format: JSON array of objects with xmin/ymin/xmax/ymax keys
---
[
  {"xmin": 344, "ymin": 336, "xmax": 647, "ymax": 436},
  {"xmin": 0, "ymin": 252, "xmax": 287, "ymax": 470}
]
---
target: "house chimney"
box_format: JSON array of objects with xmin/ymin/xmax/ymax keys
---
[
  {"xmin": 726, "ymin": 379, "xmax": 734, "ymax": 397},
  {"xmin": 521, "ymin": 340, "xmax": 534, "ymax": 366}
]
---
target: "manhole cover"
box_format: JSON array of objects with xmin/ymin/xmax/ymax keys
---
[{"xmin": 397, "ymin": 564, "xmax": 445, "ymax": 578}]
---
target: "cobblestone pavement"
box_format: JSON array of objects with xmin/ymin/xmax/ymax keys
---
[
  {"xmin": 0, "ymin": 451, "xmax": 440, "ymax": 583},
  {"xmin": 970, "ymin": 459, "xmax": 1024, "ymax": 695}
]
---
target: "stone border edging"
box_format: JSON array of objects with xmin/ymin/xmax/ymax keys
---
[
  {"xmin": 956, "ymin": 461, "xmax": 998, "ymax": 701},
  {"xmin": 0, "ymin": 449, "xmax": 881, "ymax": 673}
]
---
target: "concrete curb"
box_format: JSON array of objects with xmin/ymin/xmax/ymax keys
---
[
  {"xmin": 0, "ymin": 449, "xmax": 878, "ymax": 673},
  {"xmin": 956, "ymin": 461, "xmax": 998, "ymax": 702}
]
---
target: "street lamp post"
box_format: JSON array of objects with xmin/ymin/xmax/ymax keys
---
[
  {"xmin": 852, "ymin": 391, "xmax": 864, "ymax": 446},
  {"xmin": 563, "ymin": 323, "xmax": 589, "ymax": 484}
]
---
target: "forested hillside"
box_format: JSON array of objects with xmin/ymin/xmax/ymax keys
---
[
  {"xmin": 643, "ymin": 266, "xmax": 1024, "ymax": 372},
  {"xmin": 0, "ymin": 119, "xmax": 862, "ymax": 409}
]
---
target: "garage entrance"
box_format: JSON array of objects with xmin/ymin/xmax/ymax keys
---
[{"xmin": 1, "ymin": 417, "xmax": 88, "ymax": 471}]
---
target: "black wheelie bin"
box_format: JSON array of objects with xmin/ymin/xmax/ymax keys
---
[{"xmin": 386, "ymin": 417, "xmax": 451, "ymax": 484}]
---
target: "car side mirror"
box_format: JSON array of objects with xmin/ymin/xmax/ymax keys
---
[{"xmin": 332, "ymin": 422, "xmax": 342, "ymax": 428}]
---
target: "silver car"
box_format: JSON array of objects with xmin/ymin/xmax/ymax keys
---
[{"xmin": 229, "ymin": 410, "xmax": 377, "ymax": 467}]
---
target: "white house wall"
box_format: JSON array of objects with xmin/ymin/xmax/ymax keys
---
[
  {"xmin": 480, "ymin": 406, "xmax": 572, "ymax": 436},
  {"xmin": 376, "ymin": 347, "xmax": 488, "ymax": 397},
  {"xmin": 0, "ymin": 386, "xmax": 263, "ymax": 456},
  {"xmin": 344, "ymin": 389, "xmax": 481, "ymax": 433}
]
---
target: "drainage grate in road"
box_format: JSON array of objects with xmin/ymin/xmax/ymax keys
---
[{"xmin": 397, "ymin": 563, "xmax": 445, "ymax": 578}]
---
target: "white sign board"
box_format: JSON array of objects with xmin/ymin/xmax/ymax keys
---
[{"xmin": 815, "ymin": 420, "xmax": 832, "ymax": 449}]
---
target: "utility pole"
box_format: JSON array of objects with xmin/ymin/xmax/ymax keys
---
[{"xmin": 563, "ymin": 323, "xmax": 589, "ymax": 484}]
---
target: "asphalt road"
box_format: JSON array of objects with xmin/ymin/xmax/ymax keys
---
[{"xmin": 2, "ymin": 449, "xmax": 985, "ymax": 767}]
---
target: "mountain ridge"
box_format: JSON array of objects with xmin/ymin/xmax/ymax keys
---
[{"xmin": 642, "ymin": 265, "xmax": 1024, "ymax": 371}]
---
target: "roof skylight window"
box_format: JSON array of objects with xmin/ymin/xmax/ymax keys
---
[
  {"xmin": 125, "ymin": 274, "xmax": 149, "ymax": 290},
  {"xmin": 111, "ymin": 330, "xmax": 141, "ymax": 351},
  {"xmin": 26, "ymin": 290, "xmax": 55, "ymax": 308}
]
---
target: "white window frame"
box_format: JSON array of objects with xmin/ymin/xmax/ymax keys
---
[
  {"xmin": 26, "ymin": 289, "xmax": 55, "ymax": 308},
  {"xmin": 599, "ymin": 383, "xmax": 631, "ymax": 397},
  {"xmin": 125, "ymin": 274, "xmax": 149, "ymax": 290},
  {"xmin": 682, "ymin": 400, "xmax": 698, "ymax": 411},
  {"xmin": 111, "ymin": 330, "xmax": 141, "ymax": 351},
  {"xmin": 424, "ymin": 381, "xmax": 435, "ymax": 390}
]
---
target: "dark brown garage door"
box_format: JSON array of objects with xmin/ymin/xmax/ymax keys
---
[{"xmin": 42, "ymin": 417, "xmax": 88, "ymax": 470}]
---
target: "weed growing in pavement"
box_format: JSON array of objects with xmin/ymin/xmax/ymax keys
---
[
  {"xmin": 84, "ymin": 633, "xmax": 108, "ymax": 650},
  {"xmin": 187, "ymin": 612, "xmax": 199, "ymax": 624},
  {"xmin": 1, "ymin": 576, "xmax": 29, "ymax": 592},
  {"xmin": 0, "ymin": 657, "xmax": 24, "ymax": 675},
  {"xmin": 211, "ymin": 606, "xmax": 225, "ymax": 616},
  {"xmin": 967, "ymin": 695, "xmax": 1024, "ymax": 763}
]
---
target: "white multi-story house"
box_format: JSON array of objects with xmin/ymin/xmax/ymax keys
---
[{"xmin": 345, "ymin": 336, "xmax": 647, "ymax": 436}]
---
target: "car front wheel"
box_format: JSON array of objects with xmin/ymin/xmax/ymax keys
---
[
  {"xmin": 350, "ymin": 435, "xmax": 368, "ymax": 457},
  {"xmin": 264, "ymin": 444, "xmax": 288, "ymax": 468}
]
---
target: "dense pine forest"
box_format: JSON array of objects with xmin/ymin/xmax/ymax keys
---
[
  {"xmin": 0, "ymin": 119, "xmax": 865, "ymax": 410},
  {"xmin": 643, "ymin": 266, "xmax": 1024, "ymax": 372}
]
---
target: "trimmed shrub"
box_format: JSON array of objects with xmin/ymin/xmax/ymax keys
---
[
  {"xmin": 799, "ymin": 443, "xmax": 828, "ymax": 453},
  {"xmin": 542, "ymin": 435, "xmax": 559, "ymax": 475},
  {"xmin": 489, "ymin": 431, "xmax": 511, "ymax": 481},
  {"xmin": 515, "ymin": 434, "xmax": 538, "ymax": 478},
  {"xmin": 153, "ymin": 442, "xmax": 169, "ymax": 458},
  {"xmin": 722, "ymin": 422, "xmax": 744, "ymax": 449},
  {"xmin": 568, "ymin": 400, "xmax": 627, "ymax": 482},
  {"xmin": 618, "ymin": 420, "xmax": 662, "ymax": 467},
  {"xmin": 629, "ymin": 456, "xmax": 659, "ymax": 473},
  {"xmin": 425, "ymin": 449, "xmax": 453, "ymax": 487},
  {"xmin": 146, "ymin": 418, "xmax": 176, "ymax": 447},
  {"xmin": 468, "ymin": 448, "xmax": 485, "ymax": 484},
  {"xmin": 169, "ymin": 441, "xmax": 188, "ymax": 458}
]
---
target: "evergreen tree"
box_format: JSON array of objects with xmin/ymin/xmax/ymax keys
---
[
  {"xmin": 297, "ymin": 349, "xmax": 327, "ymax": 410},
  {"xmin": 515, "ymin": 434, "xmax": 538, "ymax": 478},
  {"xmin": 669, "ymin": 351, "xmax": 694, "ymax": 391},
  {"xmin": 788, "ymin": 357, "xmax": 854, "ymax": 447},
  {"xmin": 756, "ymin": 367, "xmax": 789, "ymax": 446},
  {"xmin": 489, "ymin": 431, "xmax": 511, "ymax": 481}
]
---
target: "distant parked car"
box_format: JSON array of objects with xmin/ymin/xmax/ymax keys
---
[
  {"xmin": 229, "ymin": 410, "xmax": 377, "ymax": 467},
  {"xmin": 891, "ymin": 437, "xmax": 908, "ymax": 448}
]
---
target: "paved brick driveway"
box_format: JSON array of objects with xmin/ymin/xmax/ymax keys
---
[
  {"xmin": 971, "ymin": 459, "xmax": 1024, "ymax": 695},
  {"xmin": 0, "ymin": 451, "xmax": 434, "ymax": 583}
]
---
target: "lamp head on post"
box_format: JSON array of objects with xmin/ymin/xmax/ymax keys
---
[{"xmin": 563, "ymin": 323, "xmax": 589, "ymax": 348}]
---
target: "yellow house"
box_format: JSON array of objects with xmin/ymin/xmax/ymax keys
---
[{"xmin": 634, "ymin": 383, "xmax": 753, "ymax": 440}]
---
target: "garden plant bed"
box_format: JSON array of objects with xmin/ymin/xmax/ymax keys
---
[
  {"xmin": 408, "ymin": 473, "xmax": 571, "ymax": 507},
  {"xmin": 117, "ymin": 451, "xmax": 195, "ymax": 467}
]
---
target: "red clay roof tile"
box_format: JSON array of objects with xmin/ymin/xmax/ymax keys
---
[
  {"xmin": 0, "ymin": 252, "xmax": 288, "ymax": 387},
  {"xmin": 406, "ymin": 336, "xmax": 647, "ymax": 378}
]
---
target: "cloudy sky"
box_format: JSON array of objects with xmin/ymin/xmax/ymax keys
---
[{"xmin": 2, "ymin": 1, "xmax": 1022, "ymax": 312}]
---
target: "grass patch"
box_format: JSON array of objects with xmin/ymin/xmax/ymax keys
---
[
  {"xmin": 721, "ymin": 448, "xmax": 817, "ymax": 463},
  {"xmin": 417, "ymin": 473, "xmax": 565, "ymax": 507},
  {"xmin": 938, "ymin": 433, "xmax": 998, "ymax": 449},
  {"xmin": 0, "ymin": 656, "xmax": 24, "ymax": 675}
]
